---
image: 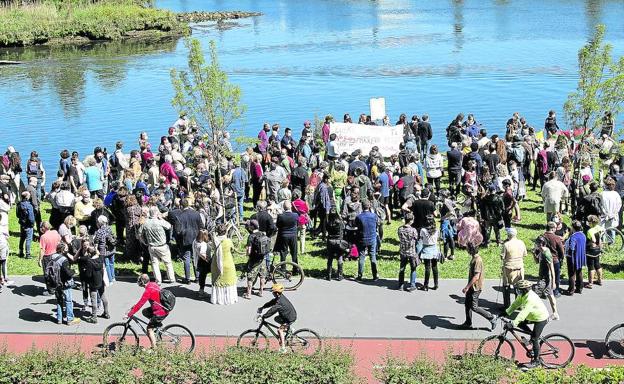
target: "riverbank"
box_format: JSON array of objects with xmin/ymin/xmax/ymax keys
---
[{"xmin": 0, "ymin": 1, "xmax": 261, "ymax": 47}]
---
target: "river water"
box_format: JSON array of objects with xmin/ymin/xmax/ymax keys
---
[{"xmin": 1, "ymin": 0, "xmax": 623, "ymax": 180}]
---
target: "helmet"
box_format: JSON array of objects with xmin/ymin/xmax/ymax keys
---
[
  {"xmin": 515, "ymin": 280, "xmax": 533, "ymax": 290},
  {"xmin": 271, "ymin": 284, "xmax": 284, "ymax": 293}
]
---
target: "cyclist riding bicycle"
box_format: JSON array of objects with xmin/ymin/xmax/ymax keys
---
[
  {"xmin": 126, "ymin": 274, "xmax": 169, "ymax": 349},
  {"xmin": 257, "ymin": 284, "xmax": 297, "ymax": 352},
  {"xmin": 504, "ymin": 279, "xmax": 550, "ymax": 369}
]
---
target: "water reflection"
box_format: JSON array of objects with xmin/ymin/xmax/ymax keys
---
[
  {"xmin": 452, "ymin": 0, "xmax": 464, "ymax": 53},
  {"xmin": 0, "ymin": 37, "xmax": 181, "ymax": 117}
]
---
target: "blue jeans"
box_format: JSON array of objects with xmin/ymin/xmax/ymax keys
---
[
  {"xmin": 104, "ymin": 254, "xmax": 115, "ymax": 282},
  {"xmin": 55, "ymin": 283, "xmax": 75, "ymax": 322},
  {"xmin": 180, "ymin": 244, "xmax": 192, "ymax": 281},
  {"xmin": 357, "ymin": 237, "xmax": 378, "ymax": 278},
  {"xmin": 19, "ymin": 226, "xmax": 33, "ymax": 258}
]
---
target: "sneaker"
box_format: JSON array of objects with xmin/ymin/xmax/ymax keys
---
[
  {"xmin": 522, "ymin": 360, "xmax": 540, "ymax": 370},
  {"xmin": 67, "ymin": 318, "xmax": 81, "ymax": 326},
  {"xmin": 100, "ymin": 313, "xmax": 110, "ymax": 319},
  {"xmin": 550, "ymin": 313, "xmax": 560, "ymax": 321},
  {"xmin": 278, "ymin": 346, "xmax": 288, "ymax": 354},
  {"xmin": 489, "ymin": 316, "xmax": 499, "ymax": 331},
  {"xmin": 84, "ymin": 316, "xmax": 97, "ymax": 324}
]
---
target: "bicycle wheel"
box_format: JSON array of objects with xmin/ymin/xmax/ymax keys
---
[
  {"xmin": 605, "ymin": 323, "xmax": 624, "ymax": 359},
  {"xmin": 272, "ymin": 261, "xmax": 304, "ymax": 290},
  {"xmin": 478, "ymin": 335, "xmax": 516, "ymax": 361},
  {"xmin": 228, "ymin": 225, "xmax": 245, "ymax": 255},
  {"xmin": 159, "ymin": 324, "xmax": 196, "ymax": 353},
  {"xmin": 289, "ymin": 328, "xmax": 322, "ymax": 354},
  {"xmin": 601, "ymin": 228, "xmax": 624, "ymax": 253},
  {"xmin": 539, "ymin": 333, "xmax": 575, "ymax": 368},
  {"xmin": 237, "ymin": 329, "xmax": 269, "ymax": 349},
  {"xmin": 102, "ymin": 323, "xmax": 140, "ymax": 355}
]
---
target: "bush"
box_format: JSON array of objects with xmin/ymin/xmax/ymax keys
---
[{"xmin": 0, "ymin": 346, "xmax": 358, "ymax": 384}]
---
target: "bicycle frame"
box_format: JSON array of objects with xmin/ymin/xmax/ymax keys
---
[
  {"xmin": 499, "ymin": 322, "xmax": 561, "ymax": 360},
  {"xmin": 124, "ymin": 316, "xmax": 167, "ymax": 338},
  {"xmin": 254, "ymin": 317, "xmax": 289, "ymax": 340}
]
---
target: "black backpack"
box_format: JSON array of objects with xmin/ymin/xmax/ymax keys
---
[
  {"xmin": 159, "ymin": 288, "xmax": 176, "ymax": 312},
  {"xmin": 109, "ymin": 152, "xmax": 119, "ymax": 169},
  {"xmin": 251, "ymin": 232, "xmax": 271, "ymax": 256},
  {"xmin": 44, "ymin": 255, "xmax": 65, "ymax": 289}
]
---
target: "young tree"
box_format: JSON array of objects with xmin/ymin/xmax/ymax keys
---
[
  {"xmin": 563, "ymin": 24, "xmax": 624, "ymax": 136},
  {"xmin": 170, "ymin": 38, "xmax": 245, "ymax": 196}
]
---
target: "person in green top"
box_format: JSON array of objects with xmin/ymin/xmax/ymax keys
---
[
  {"xmin": 534, "ymin": 236, "xmax": 559, "ymax": 320},
  {"xmin": 330, "ymin": 163, "xmax": 348, "ymax": 209},
  {"xmin": 504, "ymin": 279, "xmax": 550, "ymax": 369},
  {"xmin": 585, "ymin": 215, "xmax": 604, "ymax": 289}
]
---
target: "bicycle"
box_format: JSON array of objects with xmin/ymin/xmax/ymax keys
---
[
  {"xmin": 605, "ymin": 322, "xmax": 624, "ymax": 358},
  {"xmin": 478, "ymin": 318, "xmax": 575, "ymax": 368},
  {"xmin": 224, "ymin": 216, "xmax": 245, "ymax": 255},
  {"xmin": 102, "ymin": 315, "xmax": 195, "ymax": 354},
  {"xmin": 600, "ymin": 226, "xmax": 624, "ymax": 253},
  {"xmin": 263, "ymin": 253, "xmax": 305, "ymax": 291},
  {"xmin": 237, "ymin": 313, "xmax": 321, "ymax": 354}
]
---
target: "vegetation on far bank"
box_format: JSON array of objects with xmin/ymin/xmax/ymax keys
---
[{"xmin": 0, "ymin": 0, "xmax": 262, "ymax": 47}]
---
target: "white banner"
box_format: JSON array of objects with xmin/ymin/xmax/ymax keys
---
[
  {"xmin": 329, "ymin": 123, "xmax": 403, "ymax": 157},
  {"xmin": 369, "ymin": 97, "xmax": 386, "ymax": 121}
]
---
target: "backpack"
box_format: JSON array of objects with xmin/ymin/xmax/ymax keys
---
[
  {"xmin": 251, "ymin": 232, "xmax": 271, "ymax": 256},
  {"xmin": 27, "ymin": 159, "xmax": 40, "ymax": 176},
  {"xmin": 159, "ymin": 288, "xmax": 176, "ymax": 312},
  {"xmin": 44, "ymin": 255, "xmax": 66, "ymax": 289},
  {"xmin": 109, "ymin": 152, "xmax": 119, "ymax": 169}
]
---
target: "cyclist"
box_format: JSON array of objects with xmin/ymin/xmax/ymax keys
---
[
  {"xmin": 126, "ymin": 274, "xmax": 168, "ymax": 349},
  {"xmin": 257, "ymin": 284, "xmax": 297, "ymax": 352},
  {"xmin": 504, "ymin": 279, "xmax": 550, "ymax": 369}
]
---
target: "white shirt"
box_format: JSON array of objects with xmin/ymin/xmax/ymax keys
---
[{"xmin": 602, "ymin": 190, "xmax": 622, "ymax": 221}]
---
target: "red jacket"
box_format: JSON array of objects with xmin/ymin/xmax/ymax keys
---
[{"xmin": 128, "ymin": 282, "xmax": 167, "ymax": 317}]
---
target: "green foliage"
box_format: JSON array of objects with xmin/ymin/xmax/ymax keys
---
[
  {"xmin": 170, "ymin": 38, "xmax": 245, "ymax": 156},
  {"xmin": 376, "ymin": 354, "xmax": 624, "ymax": 384},
  {"xmin": 0, "ymin": 346, "xmax": 357, "ymax": 384},
  {"xmin": 0, "ymin": 1, "xmax": 184, "ymax": 47},
  {"xmin": 563, "ymin": 24, "xmax": 624, "ymax": 136}
]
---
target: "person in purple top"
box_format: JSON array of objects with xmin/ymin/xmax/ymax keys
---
[
  {"xmin": 257, "ymin": 123, "xmax": 270, "ymax": 154},
  {"xmin": 566, "ymin": 220, "xmax": 586, "ymax": 295},
  {"xmin": 355, "ymin": 201, "xmax": 379, "ymax": 281}
]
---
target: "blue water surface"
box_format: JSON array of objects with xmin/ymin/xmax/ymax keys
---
[{"xmin": 1, "ymin": 0, "xmax": 623, "ymax": 182}]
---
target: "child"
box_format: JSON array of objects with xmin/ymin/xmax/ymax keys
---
[
  {"xmin": 0, "ymin": 229, "xmax": 8, "ymax": 290},
  {"xmin": 397, "ymin": 213, "xmax": 420, "ymax": 291}
]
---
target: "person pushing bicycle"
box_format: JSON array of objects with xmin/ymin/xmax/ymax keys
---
[
  {"xmin": 257, "ymin": 284, "xmax": 297, "ymax": 352},
  {"xmin": 126, "ymin": 274, "xmax": 169, "ymax": 349},
  {"xmin": 503, "ymin": 279, "xmax": 550, "ymax": 369}
]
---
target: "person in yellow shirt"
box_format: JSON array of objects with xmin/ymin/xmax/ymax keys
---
[{"xmin": 505, "ymin": 279, "xmax": 550, "ymax": 369}]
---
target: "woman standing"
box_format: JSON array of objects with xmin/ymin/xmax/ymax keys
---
[
  {"xmin": 425, "ymin": 145, "xmax": 443, "ymax": 194},
  {"xmin": 124, "ymin": 195, "xmax": 142, "ymax": 262},
  {"xmin": 291, "ymin": 189, "xmax": 310, "ymax": 254},
  {"xmin": 93, "ymin": 215, "xmax": 116, "ymax": 285},
  {"xmin": 585, "ymin": 215, "xmax": 604, "ymax": 288},
  {"xmin": 418, "ymin": 215, "xmax": 441, "ymax": 291},
  {"xmin": 211, "ymin": 224, "xmax": 238, "ymax": 305},
  {"xmin": 82, "ymin": 245, "xmax": 110, "ymax": 323},
  {"xmin": 193, "ymin": 229, "xmax": 211, "ymax": 298},
  {"xmin": 325, "ymin": 207, "xmax": 346, "ymax": 281}
]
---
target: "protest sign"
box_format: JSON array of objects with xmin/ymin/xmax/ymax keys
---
[
  {"xmin": 329, "ymin": 123, "xmax": 403, "ymax": 157},
  {"xmin": 369, "ymin": 98, "xmax": 386, "ymax": 121}
]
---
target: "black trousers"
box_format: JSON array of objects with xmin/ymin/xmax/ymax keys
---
[
  {"xmin": 448, "ymin": 171, "xmax": 462, "ymax": 197},
  {"xmin": 277, "ymin": 235, "xmax": 298, "ymax": 265},
  {"xmin": 252, "ymin": 180, "xmax": 263, "ymax": 206},
  {"xmin": 423, "ymin": 259, "xmax": 438, "ymax": 287},
  {"xmin": 518, "ymin": 320, "xmax": 548, "ymax": 361},
  {"xmin": 197, "ymin": 257, "xmax": 211, "ymax": 290},
  {"xmin": 465, "ymin": 288, "xmax": 493, "ymax": 325},
  {"xmin": 483, "ymin": 220, "xmax": 501, "ymax": 244},
  {"xmin": 326, "ymin": 243, "xmax": 344, "ymax": 276},
  {"xmin": 566, "ymin": 257, "xmax": 583, "ymax": 293},
  {"xmin": 315, "ymin": 208, "xmax": 327, "ymax": 238},
  {"xmin": 398, "ymin": 256, "xmax": 417, "ymax": 287}
]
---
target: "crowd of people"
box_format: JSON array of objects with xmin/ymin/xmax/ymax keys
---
[{"xmin": 0, "ymin": 109, "xmax": 620, "ymax": 365}]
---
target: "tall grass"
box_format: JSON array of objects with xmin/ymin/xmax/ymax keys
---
[{"xmin": 0, "ymin": 0, "xmax": 184, "ymax": 47}]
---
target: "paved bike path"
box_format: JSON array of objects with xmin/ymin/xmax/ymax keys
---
[{"xmin": 1, "ymin": 276, "xmax": 622, "ymax": 341}]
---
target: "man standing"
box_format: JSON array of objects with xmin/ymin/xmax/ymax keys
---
[
  {"xmin": 141, "ymin": 206, "xmax": 176, "ymax": 284},
  {"xmin": 50, "ymin": 243, "xmax": 80, "ymax": 325},
  {"xmin": 231, "ymin": 161, "xmax": 248, "ymax": 223},
  {"xmin": 542, "ymin": 222, "xmax": 565, "ymax": 297},
  {"xmin": 39, "ymin": 221, "xmax": 61, "ymax": 295},
  {"xmin": 566, "ymin": 220, "xmax": 586, "ymax": 295},
  {"xmin": 251, "ymin": 201, "xmax": 277, "ymax": 270},
  {"xmin": 417, "ymin": 114, "xmax": 432, "ymax": 156},
  {"xmin": 16, "ymin": 191, "xmax": 35, "ymax": 259},
  {"xmin": 501, "ymin": 228, "xmax": 527, "ymax": 309},
  {"xmin": 541, "ymin": 172, "xmax": 568, "ymax": 223},
  {"xmin": 447, "ymin": 143, "xmax": 463, "ymax": 197},
  {"xmin": 480, "ymin": 185, "xmax": 504, "ymax": 246},
  {"xmin": 313, "ymin": 173, "xmax": 331, "ymax": 240},
  {"xmin": 462, "ymin": 244, "xmax": 497, "ymax": 330},
  {"xmin": 25, "ymin": 177, "xmax": 42, "ymax": 236},
  {"xmin": 173, "ymin": 198, "xmax": 203, "ymax": 284},
  {"xmin": 397, "ymin": 213, "xmax": 419, "ymax": 291},
  {"xmin": 257, "ymin": 123, "xmax": 270, "ymax": 155},
  {"xmin": 274, "ymin": 201, "xmax": 299, "ymax": 266},
  {"xmin": 355, "ymin": 201, "xmax": 379, "ymax": 281}
]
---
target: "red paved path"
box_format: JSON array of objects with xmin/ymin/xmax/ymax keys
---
[{"xmin": 1, "ymin": 333, "xmax": 622, "ymax": 383}]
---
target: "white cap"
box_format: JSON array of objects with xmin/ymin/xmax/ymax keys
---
[{"xmin": 6, "ymin": 146, "xmax": 15, "ymax": 153}]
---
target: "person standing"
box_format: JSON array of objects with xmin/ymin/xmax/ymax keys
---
[
  {"xmin": 397, "ymin": 213, "xmax": 420, "ymax": 291},
  {"xmin": 141, "ymin": 206, "xmax": 176, "ymax": 284},
  {"xmin": 243, "ymin": 220, "xmax": 268, "ymax": 297},
  {"xmin": 418, "ymin": 215, "xmax": 440, "ymax": 291},
  {"xmin": 542, "ymin": 222, "xmax": 565, "ymax": 297},
  {"xmin": 425, "ymin": 145, "xmax": 443, "ymax": 194},
  {"xmin": 313, "ymin": 173, "xmax": 331, "ymax": 240},
  {"xmin": 93, "ymin": 215, "xmax": 116, "ymax": 284},
  {"xmin": 16, "ymin": 191, "xmax": 35, "ymax": 259},
  {"xmin": 174, "ymin": 198, "xmax": 203, "ymax": 284},
  {"xmin": 274, "ymin": 201, "xmax": 300, "ymax": 267},
  {"xmin": 355, "ymin": 201, "xmax": 379, "ymax": 281},
  {"xmin": 193, "ymin": 229, "xmax": 212, "ymax": 298},
  {"xmin": 541, "ymin": 172, "xmax": 568, "ymax": 223},
  {"xmin": 601, "ymin": 177, "xmax": 621, "ymax": 237},
  {"xmin": 447, "ymin": 143, "xmax": 463, "ymax": 197},
  {"xmin": 326, "ymin": 207, "xmax": 346, "ymax": 281},
  {"xmin": 461, "ymin": 243, "xmax": 497, "ymax": 330},
  {"xmin": 25, "ymin": 176, "xmax": 42, "ymax": 236},
  {"xmin": 566, "ymin": 220, "xmax": 586, "ymax": 295},
  {"xmin": 585, "ymin": 215, "xmax": 604, "ymax": 289},
  {"xmin": 39, "ymin": 221, "xmax": 61, "ymax": 295},
  {"xmin": 231, "ymin": 160, "xmax": 248, "ymax": 223},
  {"xmin": 534, "ymin": 236, "xmax": 559, "ymax": 320},
  {"xmin": 480, "ymin": 185, "xmax": 505, "ymax": 246},
  {"xmin": 211, "ymin": 224, "xmax": 238, "ymax": 305},
  {"xmin": 82, "ymin": 245, "xmax": 110, "ymax": 323},
  {"xmin": 417, "ymin": 114, "xmax": 433, "ymax": 155},
  {"xmin": 50, "ymin": 243, "xmax": 80, "ymax": 325},
  {"xmin": 501, "ymin": 228, "xmax": 527, "ymax": 309},
  {"xmin": 25, "ymin": 151, "xmax": 46, "ymax": 201}
]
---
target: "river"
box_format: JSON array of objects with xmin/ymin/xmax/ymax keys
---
[{"xmin": 1, "ymin": 0, "xmax": 623, "ymax": 182}]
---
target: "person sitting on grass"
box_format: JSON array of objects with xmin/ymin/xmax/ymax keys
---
[{"xmin": 257, "ymin": 284, "xmax": 297, "ymax": 353}]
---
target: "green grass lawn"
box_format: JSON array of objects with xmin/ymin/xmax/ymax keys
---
[{"xmin": 6, "ymin": 188, "xmax": 624, "ymax": 280}]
